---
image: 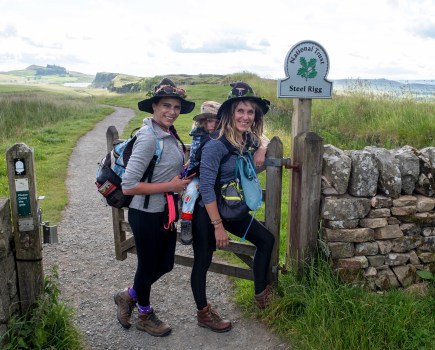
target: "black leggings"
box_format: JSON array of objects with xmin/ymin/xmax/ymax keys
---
[
  {"xmin": 128, "ymin": 208, "xmax": 177, "ymax": 306},
  {"xmin": 190, "ymin": 202, "xmax": 275, "ymax": 310}
]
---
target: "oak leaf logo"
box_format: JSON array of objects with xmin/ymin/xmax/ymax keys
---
[{"xmin": 297, "ymin": 57, "xmax": 318, "ymax": 81}]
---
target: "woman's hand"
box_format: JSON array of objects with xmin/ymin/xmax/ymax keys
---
[
  {"xmin": 214, "ymin": 223, "xmax": 229, "ymax": 248},
  {"xmin": 253, "ymin": 135, "xmax": 269, "ymax": 168},
  {"xmin": 253, "ymin": 146, "xmax": 267, "ymax": 167},
  {"xmin": 169, "ymin": 174, "xmax": 192, "ymax": 193}
]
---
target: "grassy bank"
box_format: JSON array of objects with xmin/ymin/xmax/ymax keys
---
[
  {"xmin": 0, "ymin": 85, "xmax": 112, "ymax": 222},
  {"xmin": 1, "ymin": 77, "xmax": 434, "ymax": 349}
]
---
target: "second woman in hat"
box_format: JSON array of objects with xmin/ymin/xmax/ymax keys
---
[{"xmin": 190, "ymin": 82, "xmax": 275, "ymax": 333}]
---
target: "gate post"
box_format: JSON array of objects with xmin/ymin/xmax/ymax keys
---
[
  {"xmin": 288, "ymin": 132, "xmax": 323, "ymax": 273},
  {"xmin": 106, "ymin": 126, "xmax": 128, "ymax": 261},
  {"xmin": 264, "ymin": 137, "xmax": 283, "ymax": 285},
  {"xmin": 286, "ymin": 99, "xmax": 324, "ymax": 274},
  {"xmin": 286, "ymin": 98, "xmax": 311, "ymax": 272},
  {"xmin": 6, "ymin": 143, "xmax": 44, "ymax": 313}
]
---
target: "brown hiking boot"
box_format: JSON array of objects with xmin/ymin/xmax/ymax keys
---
[
  {"xmin": 136, "ymin": 311, "xmax": 171, "ymax": 337},
  {"xmin": 254, "ymin": 285, "xmax": 273, "ymax": 309},
  {"xmin": 114, "ymin": 289, "xmax": 136, "ymax": 329},
  {"xmin": 197, "ymin": 304, "xmax": 232, "ymax": 333}
]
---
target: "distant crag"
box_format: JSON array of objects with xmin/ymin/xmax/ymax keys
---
[
  {"xmin": 35, "ymin": 64, "xmax": 67, "ymax": 76},
  {"xmin": 92, "ymin": 72, "xmax": 119, "ymax": 88},
  {"xmin": 91, "ymin": 73, "xmax": 227, "ymax": 92}
]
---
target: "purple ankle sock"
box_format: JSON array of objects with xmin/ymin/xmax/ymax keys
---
[
  {"xmin": 138, "ymin": 304, "xmax": 153, "ymax": 314},
  {"xmin": 128, "ymin": 287, "xmax": 137, "ymax": 299}
]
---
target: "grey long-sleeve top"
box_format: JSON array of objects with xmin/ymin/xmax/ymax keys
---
[
  {"xmin": 121, "ymin": 118, "xmax": 185, "ymax": 212},
  {"xmin": 199, "ymin": 138, "xmax": 239, "ymax": 205}
]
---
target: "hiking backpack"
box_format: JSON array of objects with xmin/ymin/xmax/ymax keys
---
[
  {"xmin": 95, "ymin": 125, "xmax": 163, "ymax": 208},
  {"xmin": 187, "ymin": 131, "xmax": 257, "ymax": 177},
  {"xmin": 191, "ymin": 132, "xmax": 262, "ymax": 240}
]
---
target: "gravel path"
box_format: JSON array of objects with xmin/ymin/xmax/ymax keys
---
[{"xmin": 42, "ymin": 107, "xmax": 289, "ymax": 350}]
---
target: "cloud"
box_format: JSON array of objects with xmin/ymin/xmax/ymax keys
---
[
  {"xmin": 1, "ymin": 24, "xmax": 64, "ymax": 49},
  {"xmin": 169, "ymin": 33, "xmax": 269, "ymax": 53},
  {"xmin": 0, "ymin": 25, "xmax": 18, "ymax": 38},
  {"xmin": 19, "ymin": 52, "xmax": 86, "ymax": 68},
  {"xmin": 21, "ymin": 36, "xmax": 63, "ymax": 49},
  {"xmin": 414, "ymin": 23, "xmax": 435, "ymax": 39}
]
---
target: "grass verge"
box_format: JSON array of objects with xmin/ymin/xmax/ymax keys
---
[
  {"xmin": 233, "ymin": 257, "xmax": 435, "ymax": 350},
  {"xmin": 2, "ymin": 266, "xmax": 85, "ymax": 350},
  {"xmin": 0, "ymin": 85, "xmax": 113, "ymax": 223}
]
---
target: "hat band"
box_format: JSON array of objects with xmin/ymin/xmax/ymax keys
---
[{"xmin": 155, "ymin": 85, "xmax": 186, "ymax": 98}]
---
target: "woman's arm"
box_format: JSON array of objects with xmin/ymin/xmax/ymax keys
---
[
  {"xmin": 123, "ymin": 175, "xmax": 191, "ymax": 196},
  {"xmin": 122, "ymin": 126, "xmax": 193, "ymax": 196},
  {"xmin": 253, "ymin": 135, "xmax": 269, "ymax": 169},
  {"xmin": 204, "ymin": 201, "xmax": 229, "ymax": 248}
]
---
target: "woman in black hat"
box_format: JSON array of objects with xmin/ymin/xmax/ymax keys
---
[
  {"xmin": 190, "ymin": 82, "xmax": 275, "ymax": 333},
  {"xmin": 114, "ymin": 78, "xmax": 195, "ymax": 337}
]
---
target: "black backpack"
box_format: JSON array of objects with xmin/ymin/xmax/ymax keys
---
[{"xmin": 95, "ymin": 125, "xmax": 163, "ymax": 208}]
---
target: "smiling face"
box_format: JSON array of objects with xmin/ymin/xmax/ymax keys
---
[
  {"xmin": 233, "ymin": 100, "xmax": 255, "ymax": 134},
  {"xmin": 152, "ymin": 97, "xmax": 182, "ymax": 130}
]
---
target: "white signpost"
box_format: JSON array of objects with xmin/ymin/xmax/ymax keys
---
[{"xmin": 278, "ymin": 40, "xmax": 332, "ymax": 99}]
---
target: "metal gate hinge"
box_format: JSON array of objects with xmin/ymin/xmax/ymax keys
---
[{"xmin": 264, "ymin": 157, "xmax": 292, "ymax": 167}]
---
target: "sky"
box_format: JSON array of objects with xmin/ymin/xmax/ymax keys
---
[{"xmin": 1, "ymin": 0, "xmax": 435, "ymax": 81}]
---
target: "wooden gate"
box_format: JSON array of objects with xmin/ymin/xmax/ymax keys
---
[{"xmin": 106, "ymin": 126, "xmax": 286, "ymax": 284}]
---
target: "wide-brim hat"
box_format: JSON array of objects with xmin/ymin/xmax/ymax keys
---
[
  {"xmin": 217, "ymin": 81, "xmax": 270, "ymax": 119},
  {"xmin": 193, "ymin": 101, "xmax": 222, "ymax": 121},
  {"xmin": 138, "ymin": 78, "xmax": 195, "ymax": 114}
]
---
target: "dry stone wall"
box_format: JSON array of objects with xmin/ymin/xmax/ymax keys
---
[{"xmin": 320, "ymin": 145, "xmax": 435, "ymax": 290}]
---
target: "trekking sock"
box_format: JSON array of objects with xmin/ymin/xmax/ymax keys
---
[
  {"xmin": 138, "ymin": 304, "xmax": 153, "ymax": 314},
  {"xmin": 128, "ymin": 287, "xmax": 137, "ymax": 300}
]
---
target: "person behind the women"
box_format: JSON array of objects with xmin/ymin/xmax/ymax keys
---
[
  {"xmin": 114, "ymin": 78, "xmax": 195, "ymax": 337},
  {"xmin": 179, "ymin": 101, "xmax": 221, "ymax": 245},
  {"xmin": 190, "ymin": 81, "xmax": 275, "ymax": 333}
]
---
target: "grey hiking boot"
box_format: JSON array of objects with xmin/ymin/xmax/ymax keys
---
[
  {"xmin": 180, "ymin": 220, "xmax": 193, "ymax": 245},
  {"xmin": 114, "ymin": 289, "xmax": 136, "ymax": 329},
  {"xmin": 136, "ymin": 311, "xmax": 171, "ymax": 337}
]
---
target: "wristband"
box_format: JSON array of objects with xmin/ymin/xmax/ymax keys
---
[{"xmin": 210, "ymin": 218, "xmax": 222, "ymax": 225}]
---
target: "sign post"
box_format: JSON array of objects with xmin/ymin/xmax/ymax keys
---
[
  {"xmin": 278, "ymin": 40, "xmax": 331, "ymax": 273},
  {"xmin": 6, "ymin": 143, "xmax": 44, "ymax": 313}
]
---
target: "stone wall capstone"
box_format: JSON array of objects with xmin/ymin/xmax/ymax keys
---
[{"xmin": 321, "ymin": 145, "xmax": 435, "ymax": 290}]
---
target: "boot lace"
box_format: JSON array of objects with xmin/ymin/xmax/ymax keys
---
[
  {"xmin": 127, "ymin": 302, "xmax": 135, "ymax": 315},
  {"xmin": 148, "ymin": 312, "xmax": 163, "ymax": 326},
  {"xmin": 209, "ymin": 307, "xmax": 222, "ymax": 321}
]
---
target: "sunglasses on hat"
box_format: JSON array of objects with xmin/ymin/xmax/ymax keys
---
[{"xmin": 155, "ymin": 85, "xmax": 186, "ymax": 98}]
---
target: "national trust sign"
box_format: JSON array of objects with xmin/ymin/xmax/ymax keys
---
[{"xmin": 278, "ymin": 40, "xmax": 333, "ymax": 99}]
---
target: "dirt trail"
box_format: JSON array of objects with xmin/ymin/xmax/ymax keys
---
[{"xmin": 42, "ymin": 107, "xmax": 289, "ymax": 350}]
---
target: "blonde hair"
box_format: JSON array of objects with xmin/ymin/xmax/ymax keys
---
[{"xmin": 217, "ymin": 99, "xmax": 264, "ymax": 153}]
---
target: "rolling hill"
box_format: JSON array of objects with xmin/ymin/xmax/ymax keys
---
[{"xmin": 1, "ymin": 65, "xmax": 434, "ymax": 100}]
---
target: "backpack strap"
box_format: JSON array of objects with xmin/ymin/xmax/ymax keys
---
[
  {"xmin": 140, "ymin": 125, "xmax": 164, "ymax": 209},
  {"xmin": 212, "ymin": 134, "xmax": 239, "ymax": 193}
]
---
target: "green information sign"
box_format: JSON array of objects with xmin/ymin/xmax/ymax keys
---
[{"xmin": 16, "ymin": 190, "xmax": 31, "ymax": 216}]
